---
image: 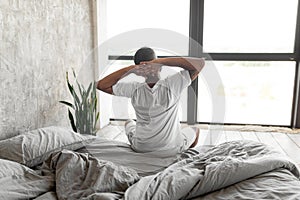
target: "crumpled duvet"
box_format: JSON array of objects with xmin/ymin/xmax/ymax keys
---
[
  {"xmin": 41, "ymin": 149, "xmax": 140, "ymax": 200},
  {"xmin": 124, "ymin": 140, "xmax": 300, "ymax": 200},
  {"xmin": 41, "ymin": 140, "xmax": 300, "ymax": 200}
]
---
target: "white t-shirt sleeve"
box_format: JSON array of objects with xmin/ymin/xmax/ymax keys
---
[
  {"xmin": 112, "ymin": 82, "xmax": 139, "ymax": 98},
  {"xmin": 165, "ymin": 70, "xmax": 192, "ymax": 97}
]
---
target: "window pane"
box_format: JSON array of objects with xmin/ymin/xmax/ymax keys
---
[
  {"xmin": 106, "ymin": 60, "xmax": 187, "ymax": 121},
  {"xmin": 106, "ymin": 0, "xmax": 190, "ymax": 55},
  {"xmin": 203, "ymin": 0, "xmax": 298, "ymax": 53},
  {"xmin": 197, "ymin": 61, "xmax": 295, "ymax": 125}
]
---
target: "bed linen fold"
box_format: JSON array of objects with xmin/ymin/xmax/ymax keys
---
[{"xmin": 41, "ymin": 149, "xmax": 140, "ymax": 200}]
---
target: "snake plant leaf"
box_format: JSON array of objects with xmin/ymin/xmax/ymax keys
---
[
  {"xmin": 66, "ymin": 72, "xmax": 74, "ymax": 94},
  {"xmin": 72, "ymin": 89, "xmax": 81, "ymax": 107},
  {"xmin": 76, "ymin": 80, "xmax": 84, "ymax": 97},
  {"xmin": 86, "ymin": 82, "xmax": 92, "ymax": 97},
  {"xmin": 96, "ymin": 112, "xmax": 99, "ymax": 121},
  {"xmin": 91, "ymin": 83, "xmax": 96, "ymax": 101},
  {"xmin": 94, "ymin": 111, "xmax": 100, "ymax": 130},
  {"xmin": 68, "ymin": 109, "xmax": 77, "ymax": 132},
  {"xmin": 93, "ymin": 96, "xmax": 97, "ymax": 111},
  {"xmin": 72, "ymin": 68, "xmax": 77, "ymax": 78},
  {"xmin": 74, "ymin": 111, "xmax": 80, "ymax": 133},
  {"xmin": 59, "ymin": 101, "xmax": 74, "ymax": 109},
  {"xmin": 83, "ymin": 96, "xmax": 88, "ymax": 133},
  {"xmin": 66, "ymin": 72, "xmax": 81, "ymax": 104},
  {"xmin": 74, "ymin": 72, "xmax": 84, "ymax": 98}
]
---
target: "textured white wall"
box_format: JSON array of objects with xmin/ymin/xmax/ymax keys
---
[{"xmin": 0, "ymin": 0, "xmax": 95, "ymax": 139}]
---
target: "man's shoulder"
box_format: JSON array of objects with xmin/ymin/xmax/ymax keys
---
[{"xmin": 163, "ymin": 70, "xmax": 190, "ymax": 83}]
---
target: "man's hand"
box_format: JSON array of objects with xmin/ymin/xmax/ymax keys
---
[
  {"xmin": 131, "ymin": 63, "xmax": 162, "ymax": 77},
  {"xmin": 141, "ymin": 57, "xmax": 205, "ymax": 81}
]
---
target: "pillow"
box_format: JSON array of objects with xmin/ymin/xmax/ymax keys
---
[
  {"xmin": 0, "ymin": 158, "xmax": 55, "ymax": 199},
  {"xmin": 0, "ymin": 126, "xmax": 96, "ymax": 167},
  {"xmin": 0, "ymin": 158, "xmax": 27, "ymax": 178}
]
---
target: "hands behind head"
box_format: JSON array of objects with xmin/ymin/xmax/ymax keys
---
[{"xmin": 130, "ymin": 62, "xmax": 163, "ymax": 77}]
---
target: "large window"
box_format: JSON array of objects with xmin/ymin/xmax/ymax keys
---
[
  {"xmin": 101, "ymin": 0, "xmax": 300, "ymax": 127},
  {"xmin": 194, "ymin": 0, "xmax": 299, "ymax": 126}
]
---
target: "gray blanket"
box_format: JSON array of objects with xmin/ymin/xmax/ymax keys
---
[
  {"xmin": 193, "ymin": 168, "xmax": 300, "ymax": 200},
  {"xmin": 125, "ymin": 140, "xmax": 300, "ymax": 199},
  {"xmin": 40, "ymin": 140, "xmax": 300, "ymax": 200},
  {"xmin": 41, "ymin": 149, "xmax": 139, "ymax": 200}
]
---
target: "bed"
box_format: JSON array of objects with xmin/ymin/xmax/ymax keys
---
[{"xmin": 0, "ymin": 126, "xmax": 299, "ymax": 200}]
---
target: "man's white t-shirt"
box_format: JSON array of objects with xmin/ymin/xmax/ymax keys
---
[{"xmin": 112, "ymin": 70, "xmax": 191, "ymax": 154}]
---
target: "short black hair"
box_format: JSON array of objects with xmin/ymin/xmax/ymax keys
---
[{"xmin": 133, "ymin": 47, "xmax": 157, "ymax": 65}]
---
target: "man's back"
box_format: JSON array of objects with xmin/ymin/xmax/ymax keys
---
[{"xmin": 113, "ymin": 70, "xmax": 191, "ymax": 153}]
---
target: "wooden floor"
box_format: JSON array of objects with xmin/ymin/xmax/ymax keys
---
[{"xmin": 97, "ymin": 122, "xmax": 300, "ymax": 167}]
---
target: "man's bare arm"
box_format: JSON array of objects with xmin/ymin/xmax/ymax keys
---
[
  {"xmin": 144, "ymin": 57, "xmax": 205, "ymax": 81},
  {"xmin": 97, "ymin": 65, "xmax": 135, "ymax": 94}
]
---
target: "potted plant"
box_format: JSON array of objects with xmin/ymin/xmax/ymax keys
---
[{"xmin": 60, "ymin": 70, "xmax": 99, "ymax": 135}]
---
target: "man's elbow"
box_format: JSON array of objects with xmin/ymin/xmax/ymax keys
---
[
  {"xmin": 97, "ymin": 80, "xmax": 113, "ymax": 94},
  {"xmin": 194, "ymin": 58, "xmax": 205, "ymax": 72},
  {"xmin": 96, "ymin": 80, "xmax": 106, "ymax": 92},
  {"xmin": 96, "ymin": 80, "xmax": 103, "ymax": 90},
  {"xmin": 189, "ymin": 70, "xmax": 200, "ymax": 81}
]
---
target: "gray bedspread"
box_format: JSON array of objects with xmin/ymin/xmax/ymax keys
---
[
  {"xmin": 125, "ymin": 140, "xmax": 300, "ymax": 199},
  {"xmin": 41, "ymin": 149, "xmax": 139, "ymax": 200},
  {"xmin": 3, "ymin": 140, "xmax": 300, "ymax": 199},
  {"xmin": 37, "ymin": 140, "xmax": 300, "ymax": 200},
  {"xmin": 77, "ymin": 137, "xmax": 185, "ymax": 177},
  {"xmin": 194, "ymin": 168, "xmax": 300, "ymax": 200}
]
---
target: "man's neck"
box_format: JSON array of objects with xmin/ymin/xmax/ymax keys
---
[{"xmin": 145, "ymin": 76, "xmax": 160, "ymax": 88}]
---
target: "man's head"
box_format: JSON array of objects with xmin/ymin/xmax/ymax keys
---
[{"xmin": 134, "ymin": 47, "xmax": 157, "ymax": 65}]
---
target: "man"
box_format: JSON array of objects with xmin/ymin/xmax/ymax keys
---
[{"xmin": 97, "ymin": 47, "xmax": 205, "ymax": 155}]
